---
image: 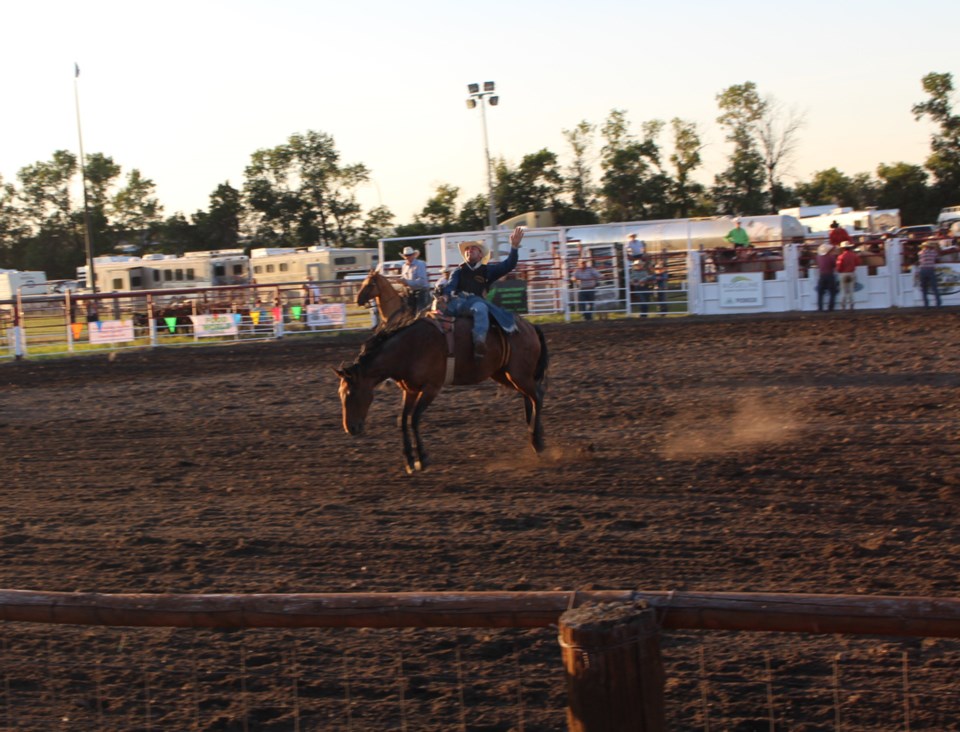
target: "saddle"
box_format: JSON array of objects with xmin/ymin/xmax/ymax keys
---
[{"xmin": 423, "ymin": 312, "xmax": 508, "ymax": 385}]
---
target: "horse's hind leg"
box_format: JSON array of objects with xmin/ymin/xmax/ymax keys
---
[
  {"xmin": 409, "ymin": 387, "xmax": 440, "ymax": 471},
  {"xmin": 400, "ymin": 390, "xmax": 419, "ymax": 474},
  {"xmin": 526, "ymin": 391, "xmax": 546, "ymax": 453},
  {"xmin": 496, "ymin": 373, "xmax": 545, "ymax": 454}
]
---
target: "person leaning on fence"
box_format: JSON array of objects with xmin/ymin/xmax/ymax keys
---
[
  {"xmin": 438, "ymin": 226, "xmax": 524, "ymax": 360},
  {"xmin": 400, "ymin": 246, "xmax": 431, "ymax": 312},
  {"xmin": 835, "ymin": 242, "xmax": 861, "ymax": 310},
  {"xmin": 916, "ymin": 240, "xmax": 942, "ymax": 308},
  {"xmin": 571, "ymin": 259, "xmax": 602, "ymax": 321},
  {"xmin": 815, "ymin": 242, "xmax": 839, "ymax": 312}
]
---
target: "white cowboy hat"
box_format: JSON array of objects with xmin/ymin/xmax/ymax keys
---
[
  {"xmin": 401, "ymin": 246, "xmax": 418, "ymax": 257},
  {"xmin": 458, "ymin": 240, "xmax": 491, "ymax": 264}
]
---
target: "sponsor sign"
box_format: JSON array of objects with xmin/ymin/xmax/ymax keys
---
[
  {"xmin": 88, "ymin": 319, "xmax": 135, "ymax": 344},
  {"xmin": 719, "ymin": 272, "xmax": 764, "ymax": 307},
  {"xmin": 306, "ymin": 303, "xmax": 347, "ymax": 327},
  {"xmin": 190, "ymin": 313, "xmax": 240, "ymax": 337},
  {"xmin": 488, "ymin": 280, "xmax": 528, "ymax": 313}
]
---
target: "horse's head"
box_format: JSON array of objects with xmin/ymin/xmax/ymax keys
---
[
  {"xmin": 356, "ymin": 269, "xmax": 380, "ymax": 308},
  {"xmin": 333, "ymin": 363, "xmax": 375, "ymax": 437}
]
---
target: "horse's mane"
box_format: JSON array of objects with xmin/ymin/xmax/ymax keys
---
[{"xmin": 351, "ymin": 311, "xmax": 423, "ymax": 369}]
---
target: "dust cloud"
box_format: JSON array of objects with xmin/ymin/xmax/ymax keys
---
[{"xmin": 661, "ymin": 393, "xmax": 805, "ymax": 460}]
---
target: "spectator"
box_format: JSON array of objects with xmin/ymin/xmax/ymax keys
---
[
  {"xmin": 571, "ymin": 259, "xmax": 602, "ymax": 321},
  {"xmin": 836, "ymin": 242, "xmax": 861, "ymax": 310},
  {"xmin": 828, "ymin": 221, "xmax": 852, "ymax": 248},
  {"xmin": 85, "ymin": 299, "xmax": 99, "ymax": 323},
  {"xmin": 433, "ymin": 266, "xmax": 455, "ymax": 301},
  {"xmin": 917, "ymin": 240, "xmax": 942, "ymax": 308},
  {"xmin": 936, "ymin": 226, "xmax": 954, "ymax": 249},
  {"xmin": 653, "ymin": 262, "xmax": 669, "ymax": 316},
  {"xmin": 625, "ymin": 234, "xmax": 646, "ymax": 261},
  {"xmin": 630, "ymin": 259, "xmax": 657, "ymax": 318},
  {"xmin": 815, "ymin": 242, "xmax": 839, "ymax": 312},
  {"xmin": 304, "ymin": 277, "xmax": 323, "ymax": 305},
  {"xmin": 724, "ymin": 218, "xmax": 751, "ymax": 248}
]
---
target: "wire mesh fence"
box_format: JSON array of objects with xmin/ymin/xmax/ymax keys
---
[{"xmin": 1, "ymin": 622, "xmax": 959, "ymax": 731}]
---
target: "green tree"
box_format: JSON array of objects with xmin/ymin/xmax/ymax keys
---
[
  {"xmin": 912, "ymin": 71, "xmax": 960, "ymax": 206},
  {"xmin": 0, "ymin": 175, "xmax": 25, "ymax": 268},
  {"xmin": 794, "ymin": 168, "xmax": 878, "ymax": 209},
  {"xmin": 111, "ymin": 169, "xmax": 162, "ymax": 234},
  {"xmin": 243, "ymin": 130, "xmax": 371, "ymax": 247},
  {"xmin": 598, "ymin": 110, "xmax": 671, "ymax": 221},
  {"xmin": 494, "ymin": 149, "xmax": 564, "ymax": 222},
  {"xmin": 457, "ymin": 194, "xmax": 489, "ymax": 231},
  {"xmin": 15, "ymin": 151, "xmax": 84, "ymax": 276},
  {"xmin": 713, "ymin": 82, "xmax": 768, "ymax": 215},
  {"xmin": 191, "ymin": 183, "xmax": 242, "ymax": 249},
  {"xmin": 668, "ymin": 118, "xmax": 706, "ymax": 217},
  {"xmin": 875, "ymin": 162, "xmax": 933, "ymax": 224},
  {"xmin": 355, "ymin": 204, "xmax": 395, "ymax": 249},
  {"xmin": 562, "ymin": 120, "xmax": 596, "ymax": 212}
]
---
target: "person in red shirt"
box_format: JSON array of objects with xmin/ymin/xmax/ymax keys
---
[
  {"xmin": 815, "ymin": 243, "xmax": 839, "ymax": 311},
  {"xmin": 828, "ymin": 221, "xmax": 852, "ymax": 247},
  {"xmin": 835, "ymin": 242, "xmax": 861, "ymax": 310}
]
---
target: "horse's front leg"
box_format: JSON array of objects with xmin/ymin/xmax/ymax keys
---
[{"xmin": 408, "ymin": 387, "xmax": 440, "ymax": 472}]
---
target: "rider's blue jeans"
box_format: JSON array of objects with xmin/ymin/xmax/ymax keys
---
[{"xmin": 445, "ymin": 295, "xmax": 489, "ymax": 344}]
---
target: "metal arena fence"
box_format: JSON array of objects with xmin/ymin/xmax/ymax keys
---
[
  {"xmin": 1, "ymin": 590, "xmax": 960, "ymax": 730},
  {"xmin": 2, "ymin": 233, "xmax": 956, "ymax": 362},
  {"xmin": 0, "ymin": 250, "xmax": 692, "ymax": 361}
]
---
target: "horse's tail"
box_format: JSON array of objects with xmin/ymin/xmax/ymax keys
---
[{"xmin": 533, "ymin": 324, "xmax": 549, "ymax": 394}]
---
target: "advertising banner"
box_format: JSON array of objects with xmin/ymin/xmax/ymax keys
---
[
  {"xmin": 88, "ymin": 319, "xmax": 136, "ymax": 344},
  {"xmin": 306, "ymin": 303, "xmax": 347, "ymax": 327},
  {"xmin": 719, "ymin": 272, "xmax": 764, "ymax": 307},
  {"xmin": 190, "ymin": 313, "xmax": 240, "ymax": 337}
]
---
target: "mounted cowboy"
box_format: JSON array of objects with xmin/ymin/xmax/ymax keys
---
[
  {"xmin": 437, "ymin": 226, "xmax": 524, "ymax": 361},
  {"xmin": 399, "ymin": 245, "xmax": 431, "ymax": 312}
]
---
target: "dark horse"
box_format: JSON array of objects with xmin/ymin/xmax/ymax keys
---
[{"xmin": 334, "ymin": 314, "xmax": 548, "ymax": 473}]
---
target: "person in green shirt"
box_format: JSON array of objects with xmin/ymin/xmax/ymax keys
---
[{"xmin": 724, "ymin": 219, "xmax": 751, "ymax": 248}]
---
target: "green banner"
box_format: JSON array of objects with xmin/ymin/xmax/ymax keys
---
[{"xmin": 487, "ymin": 280, "xmax": 528, "ymax": 313}]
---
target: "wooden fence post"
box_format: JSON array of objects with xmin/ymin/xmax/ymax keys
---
[{"xmin": 559, "ymin": 600, "xmax": 666, "ymax": 731}]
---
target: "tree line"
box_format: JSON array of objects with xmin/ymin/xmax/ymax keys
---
[{"xmin": 1, "ymin": 73, "xmax": 958, "ymax": 278}]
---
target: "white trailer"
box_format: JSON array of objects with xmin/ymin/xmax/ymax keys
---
[
  {"xmin": 0, "ymin": 270, "xmax": 49, "ymax": 300},
  {"xmin": 781, "ymin": 206, "xmax": 901, "ymax": 237}
]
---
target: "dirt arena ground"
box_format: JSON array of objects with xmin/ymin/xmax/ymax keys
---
[{"xmin": 2, "ymin": 308, "xmax": 960, "ymax": 730}]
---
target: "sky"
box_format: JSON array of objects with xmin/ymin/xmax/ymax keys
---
[{"xmin": 2, "ymin": 0, "xmax": 958, "ymax": 227}]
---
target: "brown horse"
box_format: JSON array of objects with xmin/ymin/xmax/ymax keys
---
[
  {"xmin": 334, "ymin": 314, "xmax": 548, "ymax": 473},
  {"xmin": 355, "ymin": 270, "xmax": 419, "ymax": 327}
]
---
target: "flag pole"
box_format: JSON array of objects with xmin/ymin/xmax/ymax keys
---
[{"xmin": 73, "ymin": 63, "xmax": 97, "ymax": 292}]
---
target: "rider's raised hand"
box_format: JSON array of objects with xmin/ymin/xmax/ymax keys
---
[{"xmin": 510, "ymin": 226, "xmax": 525, "ymax": 249}]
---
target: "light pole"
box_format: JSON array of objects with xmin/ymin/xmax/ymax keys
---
[
  {"xmin": 73, "ymin": 63, "xmax": 96, "ymax": 292},
  {"xmin": 466, "ymin": 82, "xmax": 498, "ymax": 231}
]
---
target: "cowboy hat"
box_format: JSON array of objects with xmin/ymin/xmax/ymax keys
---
[
  {"xmin": 401, "ymin": 246, "xmax": 418, "ymax": 257},
  {"xmin": 922, "ymin": 240, "xmax": 939, "ymax": 248},
  {"xmin": 457, "ymin": 240, "xmax": 491, "ymax": 264}
]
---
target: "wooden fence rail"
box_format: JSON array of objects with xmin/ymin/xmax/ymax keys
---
[{"xmin": 3, "ymin": 589, "xmax": 960, "ymax": 638}]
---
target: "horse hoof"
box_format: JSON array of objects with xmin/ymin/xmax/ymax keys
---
[
  {"xmin": 414, "ymin": 460, "xmax": 423, "ymax": 471},
  {"xmin": 405, "ymin": 464, "xmax": 415, "ymax": 475}
]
